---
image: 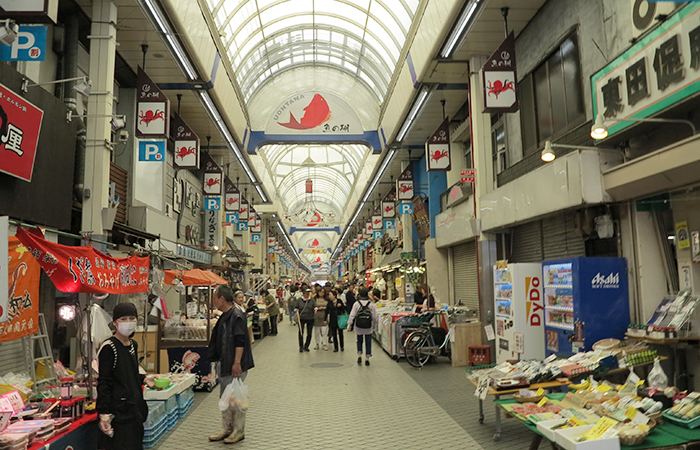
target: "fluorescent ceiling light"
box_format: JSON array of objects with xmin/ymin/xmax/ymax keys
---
[
  {"xmin": 440, "ymin": 0, "xmax": 481, "ymax": 59},
  {"xmin": 140, "ymin": 0, "xmax": 198, "ymax": 80},
  {"xmin": 395, "ymin": 86, "xmax": 432, "ymax": 142}
]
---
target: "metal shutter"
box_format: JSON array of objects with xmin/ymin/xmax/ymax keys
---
[
  {"xmin": 453, "ymin": 240, "xmax": 479, "ymax": 311},
  {"xmin": 0, "ymin": 338, "xmax": 29, "ymax": 376},
  {"xmin": 542, "ymin": 214, "xmax": 585, "ymax": 260},
  {"xmin": 510, "ymin": 221, "xmax": 543, "ymax": 263}
]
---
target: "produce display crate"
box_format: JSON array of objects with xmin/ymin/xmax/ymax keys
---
[
  {"xmin": 178, "ymin": 397, "xmax": 194, "ymax": 418},
  {"xmin": 144, "ymin": 401, "xmax": 166, "ymax": 429},
  {"xmin": 554, "ymin": 425, "xmax": 620, "ymax": 450},
  {"xmin": 176, "ymin": 387, "xmax": 194, "ymax": 409},
  {"xmin": 663, "ymin": 410, "xmax": 700, "ymax": 429}
]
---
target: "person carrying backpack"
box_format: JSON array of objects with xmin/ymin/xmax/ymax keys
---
[{"xmin": 347, "ymin": 287, "xmax": 377, "ymax": 366}]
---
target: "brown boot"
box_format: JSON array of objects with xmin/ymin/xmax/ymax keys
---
[
  {"xmin": 208, "ymin": 409, "xmax": 233, "ymax": 441},
  {"xmin": 223, "ymin": 410, "xmax": 245, "ymax": 444}
]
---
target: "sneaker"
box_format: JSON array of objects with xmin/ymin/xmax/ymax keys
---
[
  {"xmin": 333, "ymin": 349, "xmax": 339, "ymax": 353},
  {"xmin": 304, "ymin": 347, "xmax": 310, "ymax": 352},
  {"xmin": 314, "ymin": 344, "xmax": 319, "ymax": 350},
  {"xmin": 323, "ymin": 345, "xmax": 328, "ymax": 351},
  {"xmin": 299, "ymin": 348, "xmax": 303, "ymax": 352},
  {"xmin": 365, "ymin": 360, "xmax": 370, "ymax": 366},
  {"xmin": 357, "ymin": 357, "xmax": 362, "ymax": 365}
]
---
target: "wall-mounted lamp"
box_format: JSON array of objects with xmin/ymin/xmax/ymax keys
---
[
  {"xmin": 541, "ymin": 140, "xmax": 627, "ymax": 163},
  {"xmin": 591, "ymin": 113, "xmax": 697, "ymax": 139},
  {"xmin": 22, "ymin": 76, "xmax": 91, "ymax": 96}
]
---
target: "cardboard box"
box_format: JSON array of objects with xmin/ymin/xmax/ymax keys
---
[{"xmin": 555, "ymin": 425, "xmax": 620, "ymax": 450}]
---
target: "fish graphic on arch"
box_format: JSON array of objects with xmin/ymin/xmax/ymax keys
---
[{"xmin": 278, "ymin": 94, "xmax": 332, "ymax": 130}]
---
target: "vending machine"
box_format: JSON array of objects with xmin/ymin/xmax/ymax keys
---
[
  {"xmin": 542, "ymin": 257, "xmax": 629, "ymax": 357},
  {"xmin": 494, "ymin": 263, "xmax": 545, "ymax": 363}
]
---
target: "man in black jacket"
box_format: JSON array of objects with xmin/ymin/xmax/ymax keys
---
[
  {"xmin": 208, "ymin": 287, "xmax": 254, "ymax": 444},
  {"xmin": 294, "ymin": 288, "xmax": 316, "ymax": 352}
]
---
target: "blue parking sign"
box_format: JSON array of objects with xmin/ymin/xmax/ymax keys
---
[
  {"xmin": 373, "ymin": 231, "xmax": 383, "ymax": 239},
  {"xmin": 251, "ymin": 234, "xmax": 262, "ymax": 243},
  {"xmin": 399, "ymin": 203, "xmax": 413, "ymax": 214},
  {"xmin": 237, "ymin": 222, "xmax": 248, "ymax": 231},
  {"xmin": 384, "ymin": 219, "xmax": 396, "ymax": 229},
  {"xmin": 204, "ymin": 197, "xmax": 221, "ymax": 210},
  {"xmin": 138, "ymin": 140, "xmax": 166, "ymax": 161},
  {"xmin": 1, "ymin": 26, "xmax": 47, "ymax": 61},
  {"xmin": 226, "ymin": 213, "xmax": 239, "ymax": 224}
]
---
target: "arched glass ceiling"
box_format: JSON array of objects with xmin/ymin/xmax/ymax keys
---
[
  {"xmin": 204, "ymin": 0, "xmax": 420, "ymax": 101},
  {"xmin": 261, "ymin": 143, "xmax": 371, "ymax": 217}
]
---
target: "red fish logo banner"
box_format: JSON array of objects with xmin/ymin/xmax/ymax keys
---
[
  {"xmin": 278, "ymin": 94, "xmax": 332, "ymax": 130},
  {"xmin": 15, "ymin": 227, "xmax": 150, "ymax": 294},
  {"xmin": 0, "ymin": 236, "xmax": 40, "ymax": 342}
]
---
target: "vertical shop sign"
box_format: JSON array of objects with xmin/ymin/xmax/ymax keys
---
[
  {"xmin": 136, "ymin": 67, "xmax": 169, "ymax": 138},
  {"xmin": 239, "ymin": 197, "xmax": 249, "ymax": 221},
  {"xmin": 206, "ymin": 210, "xmax": 220, "ymax": 249},
  {"xmin": 411, "ymin": 195, "xmax": 431, "ymax": 241},
  {"xmin": 372, "ymin": 207, "xmax": 383, "ymax": 230},
  {"xmin": 425, "ymin": 118, "xmax": 451, "ymax": 171},
  {"xmin": 224, "ymin": 177, "xmax": 240, "ymax": 211},
  {"xmin": 201, "ymin": 153, "xmax": 223, "ymax": 196},
  {"xmin": 382, "ymin": 188, "xmax": 396, "ymax": 218},
  {"xmin": 1, "ymin": 234, "xmax": 40, "ymax": 339},
  {"xmin": 396, "ymin": 165, "xmax": 414, "ymax": 200},
  {"xmin": 0, "ymin": 83, "xmax": 44, "ymax": 182},
  {"xmin": 482, "ymin": 31, "xmax": 518, "ymax": 113},
  {"xmin": 676, "ymin": 221, "xmax": 690, "ymax": 249},
  {"xmin": 172, "ymin": 113, "xmax": 199, "ymax": 169}
]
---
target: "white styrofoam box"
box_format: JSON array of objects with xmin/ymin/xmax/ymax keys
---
[
  {"xmin": 536, "ymin": 419, "xmax": 568, "ymax": 442},
  {"xmin": 555, "ymin": 425, "xmax": 620, "ymax": 450}
]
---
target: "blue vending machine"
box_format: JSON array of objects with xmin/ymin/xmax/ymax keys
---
[{"xmin": 542, "ymin": 257, "xmax": 629, "ymax": 357}]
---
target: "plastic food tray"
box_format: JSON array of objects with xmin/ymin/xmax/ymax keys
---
[{"xmin": 662, "ymin": 410, "xmax": 700, "ymax": 429}]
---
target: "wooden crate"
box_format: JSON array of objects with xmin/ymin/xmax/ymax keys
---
[{"xmin": 450, "ymin": 322, "xmax": 482, "ymax": 367}]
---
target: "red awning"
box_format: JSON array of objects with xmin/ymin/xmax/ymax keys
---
[{"xmin": 164, "ymin": 269, "xmax": 228, "ymax": 286}]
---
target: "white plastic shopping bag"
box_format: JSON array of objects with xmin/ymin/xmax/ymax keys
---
[
  {"xmin": 648, "ymin": 358, "xmax": 669, "ymax": 389},
  {"xmin": 218, "ymin": 383, "xmax": 234, "ymax": 411},
  {"xmin": 229, "ymin": 378, "xmax": 249, "ymax": 412}
]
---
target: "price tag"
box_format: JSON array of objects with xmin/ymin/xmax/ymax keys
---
[
  {"xmin": 536, "ymin": 388, "xmax": 545, "ymax": 396},
  {"xmin": 3, "ymin": 391, "xmax": 24, "ymax": 413},
  {"xmin": 567, "ymin": 416, "xmax": 585, "ymax": 427},
  {"xmin": 0, "ymin": 411, "xmax": 11, "ymax": 432},
  {"xmin": 0, "ymin": 398, "xmax": 14, "ymax": 415},
  {"xmin": 636, "ymin": 379, "xmax": 645, "ymax": 387},
  {"xmin": 583, "ymin": 417, "xmax": 618, "ymax": 440},
  {"xmin": 596, "ymin": 384, "xmax": 613, "ymax": 393},
  {"xmin": 537, "ymin": 397, "xmax": 548, "ymax": 407},
  {"xmin": 475, "ymin": 376, "xmax": 490, "ymax": 401},
  {"xmin": 484, "ymin": 325, "xmax": 495, "ymax": 341},
  {"xmin": 11, "ymin": 384, "xmax": 31, "ymax": 395},
  {"xmin": 625, "ymin": 406, "xmax": 639, "ymax": 421}
]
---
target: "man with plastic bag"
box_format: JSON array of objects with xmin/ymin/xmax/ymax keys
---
[{"xmin": 208, "ymin": 287, "xmax": 254, "ymax": 444}]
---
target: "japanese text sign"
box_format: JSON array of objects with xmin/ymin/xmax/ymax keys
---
[
  {"xmin": 205, "ymin": 210, "xmax": 220, "ymax": 249},
  {"xmin": 136, "ymin": 67, "xmax": 169, "ymax": 137},
  {"xmin": 481, "ymin": 32, "xmax": 518, "ymax": 113},
  {"xmin": 0, "ymin": 26, "xmax": 47, "ymax": 61},
  {"xmin": 172, "ymin": 113, "xmax": 199, "ymax": 169},
  {"xmin": 0, "ymin": 235, "xmax": 40, "ymax": 341},
  {"xmin": 425, "ymin": 118, "xmax": 451, "ymax": 171},
  {"xmin": 0, "ymin": 83, "xmax": 43, "ymax": 182},
  {"xmin": 461, "ymin": 169, "xmax": 475, "ymax": 183},
  {"xmin": 592, "ymin": 3, "xmax": 700, "ymax": 138},
  {"xmin": 15, "ymin": 227, "xmax": 150, "ymax": 295}
]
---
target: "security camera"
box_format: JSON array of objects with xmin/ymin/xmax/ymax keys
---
[
  {"xmin": 0, "ymin": 20, "xmax": 19, "ymax": 47},
  {"xmin": 118, "ymin": 130, "xmax": 129, "ymax": 143}
]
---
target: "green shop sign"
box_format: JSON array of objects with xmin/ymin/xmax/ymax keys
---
[{"xmin": 591, "ymin": 3, "xmax": 700, "ymax": 138}]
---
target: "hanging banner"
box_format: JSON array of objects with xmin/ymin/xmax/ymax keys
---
[
  {"xmin": 15, "ymin": 227, "xmax": 149, "ymax": 295},
  {"xmin": 172, "ymin": 113, "xmax": 199, "ymax": 169},
  {"xmin": 249, "ymin": 213, "xmax": 262, "ymax": 233},
  {"xmin": 205, "ymin": 210, "xmax": 220, "ymax": 249},
  {"xmin": 425, "ymin": 118, "xmax": 451, "ymax": 171},
  {"xmin": 0, "ymin": 83, "xmax": 44, "ymax": 182},
  {"xmin": 202, "ymin": 153, "xmax": 223, "ymax": 196},
  {"xmin": 396, "ymin": 165, "xmax": 414, "ymax": 201},
  {"xmin": 239, "ymin": 197, "xmax": 250, "ymax": 221},
  {"xmin": 224, "ymin": 177, "xmax": 240, "ymax": 211},
  {"xmin": 372, "ymin": 208, "xmax": 383, "ymax": 230},
  {"xmin": 0, "ymin": 235, "xmax": 40, "ymax": 341},
  {"xmin": 482, "ymin": 31, "xmax": 518, "ymax": 113},
  {"xmin": 411, "ymin": 196, "xmax": 431, "ymax": 241},
  {"xmin": 382, "ymin": 189, "xmax": 396, "ymax": 218},
  {"xmin": 136, "ymin": 67, "xmax": 170, "ymax": 138}
]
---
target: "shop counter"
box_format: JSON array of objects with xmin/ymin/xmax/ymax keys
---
[{"xmin": 29, "ymin": 412, "xmax": 98, "ymax": 450}]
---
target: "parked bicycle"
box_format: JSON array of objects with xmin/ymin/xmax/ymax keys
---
[{"xmin": 402, "ymin": 311, "xmax": 451, "ymax": 368}]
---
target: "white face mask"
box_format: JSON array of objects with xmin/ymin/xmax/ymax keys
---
[{"xmin": 117, "ymin": 321, "xmax": 137, "ymax": 336}]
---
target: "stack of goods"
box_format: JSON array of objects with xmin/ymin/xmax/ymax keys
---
[
  {"xmin": 176, "ymin": 388, "xmax": 194, "ymax": 418},
  {"xmin": 143, "ymin": 401, "xmax": 168, "ymax": 449},
  {"xmin": 53, "ymin": 418, "xmax": 71, "ymax": 435},
  {"xmin": 0, "ymin": 433, "xmax": 28, "ymax": 450},
  {"xmin": 630, "ymin": 290, "xmax": 699, "ymax": 339},
  {"xmin": 6, "ymin": 420, "xmax": 54, "ymax": 445},
  {"xmin": 664, "ymin": 392, "xmax": 700, "ymax": 428}
]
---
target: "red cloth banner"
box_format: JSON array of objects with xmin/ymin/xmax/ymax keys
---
[
  {"xmin": 0, "ymin": 83, "xmax": 44, "ymax": 182},
  {"xmin": 0, "ymin": 236, "xmax": 41, "ymax": 341},
  {"xmin": 15, "ymin": 227, "xmax": 150, "ymax": 294}
]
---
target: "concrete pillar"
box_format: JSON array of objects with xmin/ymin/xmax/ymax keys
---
[{"xmin": 82, "ymin": 0, "xmax": 118, "ymax": 239}]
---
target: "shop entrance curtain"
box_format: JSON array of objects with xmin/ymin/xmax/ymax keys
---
[{"xmin": 15, "ymin": 227, "xmax": 150, "ymax": 294}]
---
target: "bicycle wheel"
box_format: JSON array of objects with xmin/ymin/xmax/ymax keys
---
[{"xmin": 403, "ymin": 331, "xmax": 430, "ymax": 368}]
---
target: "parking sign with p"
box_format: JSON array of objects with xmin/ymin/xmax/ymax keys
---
[{"xmin": 138, "ymin": 140, "xmax": 165, "ymax": 161}]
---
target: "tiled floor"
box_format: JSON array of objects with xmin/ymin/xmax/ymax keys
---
[{"xmin": 151, "ymin": 321, "xmax": 544, "ymax": 449}]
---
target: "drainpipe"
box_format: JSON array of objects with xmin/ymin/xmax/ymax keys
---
[{"xmin": 64, "ymin": 13, "xmax": 86, "ymax": 203}]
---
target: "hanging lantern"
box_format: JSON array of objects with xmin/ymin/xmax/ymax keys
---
[{"xmin": 305, "ymin": 179, "xmax": 313, "ymax": 193}]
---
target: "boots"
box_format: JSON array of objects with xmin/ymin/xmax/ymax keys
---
[
  {"xmin": 224, "ymin": 409, "xmax": 246, "ymax": 444},
  {"xmin": 209, "ymin": 408, "xmax": 234, "ymax": 441}
]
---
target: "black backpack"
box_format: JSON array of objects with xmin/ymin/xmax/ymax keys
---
[{"xmin": 355, "ymin": 301, "xmax": 373, "ymax": 328}]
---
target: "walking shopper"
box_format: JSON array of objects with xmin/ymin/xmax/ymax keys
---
[
  {"xmin": 97, "ymin": 302, "xmax": 155, "ymax": 450},
  {"xmin": 348, "ymin": 288, "xmax": 378, "ymax": 366},
  {"xmin": 287, "ymin": 285, "xmax": 299, "ymax": 326},
  {"xmin": 208, "ymin": 287, "xmax": 254, "ymax": 444},
  {"xmin": 325, "ymin": 290, "xmax": 346, "ymax": 352},
  {"xmin": 295, "ymin": 288, "xmax": 316, "ymax": 352},
  {"xmin": 313, "ymin": 293, "xmax": 329, "ymax": 350},
  {"xmin": 345, "ymin": 284, "xmax": 356, "ymax": 313},
  {"xmin": 262, "ymin": 289, "xmax": 280, "ymax": 336},
  {"xmin": 244, "ymin": 290, "xmax": 258, "ymax": 344}
]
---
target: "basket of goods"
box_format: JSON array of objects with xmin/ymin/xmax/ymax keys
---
[
  {"xmin": 617, "ymin": 424, "xmax": 649, "ymax": 446},
  {"xmin": 513, "ymin": 389, "xmax": 544, "ymax": 403},
  {"xmin": 592, "ymin": 338, "xmax": 620, "ymax": 351}
]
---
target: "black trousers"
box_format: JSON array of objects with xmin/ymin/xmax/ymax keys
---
[
  {"xmin": 329, "ymin": 325, "xmax": 344, "ymax": 351},
  {"xmin": 269, "ymin": 314, "xmax": 278, "ymax": 335},
  {"xmin": 298, "ymin": 319, "xmax": 314, "ymax": 349}
]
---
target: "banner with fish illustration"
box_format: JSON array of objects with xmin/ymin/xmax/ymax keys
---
[
  {"xmin": 382, "ymin": 188, "xmax": 396, "ymax": 218},
  {"xmin": 224, "ymin": 176, "xmax": 240, "ymax": 212},
  {"xmin": 266, "ymin": 91, "xmax": 364, "ymax": 135},
  {"xmin": 396, "ymin": 165, "xmax": 414, "ymax": 201},
  {"xmin": 426, "ymin": 118, "xmax": 451, "ymax": 171},
  {"xmin": 201, "ymin": 153, "xmax": 223, "ymax": 196},
  {"xmin": 0, "ymin": 236, "xmax": 41, "ymax": 341},
  {"xmin": 172, "ymin": 113, "xmax": 199, "ymax": 169}
]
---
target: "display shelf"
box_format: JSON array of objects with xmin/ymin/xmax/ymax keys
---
[
  {"xmin": 544, "ymin": 284, "xmax": 572, "ymax": 289},
  {"xmin": 544, "ymin": 305, "xmax": 574, "ymax": 312},
  {"xmin": 545, "ymin": 321, "xmax": 574, "ymax": 331}
]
